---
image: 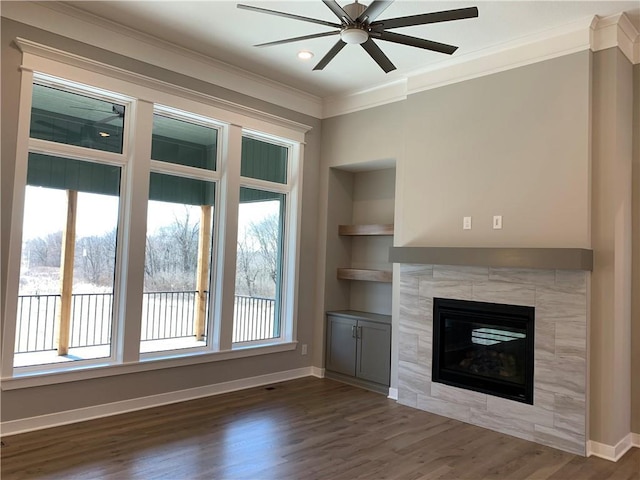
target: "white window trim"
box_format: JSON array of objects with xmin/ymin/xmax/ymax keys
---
[{"xmin": 2, "ymin": 39, "xmax": 310, "ymax": 385}]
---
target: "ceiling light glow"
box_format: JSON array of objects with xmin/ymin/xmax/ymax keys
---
[{"xmin": 297, "ymin": 50, "xmax": 314, "ymax": 60}]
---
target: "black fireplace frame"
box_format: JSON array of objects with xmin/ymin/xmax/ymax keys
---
[{"xmin": 432, "ymin": 297, "xmax": 535, "ymax": 405}]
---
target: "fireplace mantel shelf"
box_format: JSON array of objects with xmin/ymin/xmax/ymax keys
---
[{"xmin": 389, "ymin": 247, "xmax": 593, "ymax": 271}]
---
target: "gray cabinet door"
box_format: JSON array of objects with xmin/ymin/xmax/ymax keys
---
[
  {"xmin": 356, "ymin": 319, "xmax": 391, "ymax": 385},
  {"xmin": 326, "ymin": 315, "xmax": 357, "ymax": 376}
]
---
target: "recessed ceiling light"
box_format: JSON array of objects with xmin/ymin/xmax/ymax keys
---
[
  {"xmin": 98, "ymin": 132, "xmax": 110, "ymax": 137},
  {"xmin": 297, "ymin": 50, "xmax": 314, "ymax": 60}
]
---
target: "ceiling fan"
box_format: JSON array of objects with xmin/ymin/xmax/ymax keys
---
[{"xmin": 237, "ymin": 0, "xmax": 478, "ymax": 73}]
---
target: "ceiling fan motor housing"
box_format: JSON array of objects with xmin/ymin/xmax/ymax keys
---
[
  {"xmin": 340, "ymin": 2, "xmax": 369, "ymax": 44},
  {"xmin": 343, "ymin": 2, "xmax": 367, "ymax": 22}
]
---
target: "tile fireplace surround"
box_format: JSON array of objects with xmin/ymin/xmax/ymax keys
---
[{"xmin": 392, "ymin": 248, "xmax": 591, "ymax": 456}]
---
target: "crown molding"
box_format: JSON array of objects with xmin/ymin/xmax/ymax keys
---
[
  {"xmin": 15, "ymin": 37, "xmax": 312, "ymax": 138},
  {"xmin": 1, "ymin": 1, "xmax": 323, "ymax": 118},
  {"xmin": 591, "ymin": 12, "xmax": 640, "ymax": 64},
  {"xmin": 324, "ymin": 12, "xmax": 639, "ymax": 118},
  {"xmin": 322, "ymin": 79, "xmax": 407, "ymax": 119}
]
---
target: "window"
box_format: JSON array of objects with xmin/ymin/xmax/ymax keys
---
[
  {"xmin": 233, "ymin": 136, "xmax": 289, "ymax": 344},
  {"xmin": 141, "ymin": 111, "xmax": 219, "ymax": 354},
  {"xmin": 4, "ymin": 52, "xmax": 306, "ymax": 382},
  {"xmin": 13, "ymin": 80, "xmax": 126, "ymax": 369}
]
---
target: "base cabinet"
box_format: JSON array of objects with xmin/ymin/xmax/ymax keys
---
[{"xmin": 325, "ymin": 311, "xmax": 391, "ymax": 392}]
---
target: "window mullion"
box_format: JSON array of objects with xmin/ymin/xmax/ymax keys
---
[
  {"xmin": 115, "ymin": 100, "xmax": 154, "ymax": 364},
  {"xmin": 213, "ymin": 124, "xmax": 242, "ymax": 351},
  {"xmin": 28, "ymin": 139, "xmax": 127, "ymax": 167}
]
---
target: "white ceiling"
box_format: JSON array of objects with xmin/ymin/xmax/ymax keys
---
[{"xmin": 63, "ymin": 1, "xmax": 640, "ymax": 98}]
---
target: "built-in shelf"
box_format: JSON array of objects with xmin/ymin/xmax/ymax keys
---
[
  {"xmin": 389, "ymin": 247, "xmax": 593, "ymax": 271},
  {"xmin": 338, "ymin": 224, "xmax": 394, "ymax": 236},
  {"xmin": 337, "ymin": 268, "xmax": 393, "ymax": 283}
]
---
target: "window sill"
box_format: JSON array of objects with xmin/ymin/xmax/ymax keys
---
[{"xmin": 1, "ymin": 341, "xmax": 297, "ymax": 390}]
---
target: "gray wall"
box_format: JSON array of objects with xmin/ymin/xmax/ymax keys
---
[
  {"xmin": 349, "ymin": 168, "xmax": 395, "ymax": 316},
  {"xmin": 633, "ymin": 62, "xmax": 640, "ymax": 436},
  {"xmin": 401, "ymin": 52, "xmax": 591, "ymax": 248},
  {"xmin": 318, "ymin": 49, "xmax": 638, "ymax": 446},
  {"xmin": 1, "ymin": 18, "xmax": 321, "ymax": 422}
]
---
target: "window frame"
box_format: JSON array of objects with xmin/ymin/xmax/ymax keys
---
[
  {"xmin": 3, "ymin": 73, "xmax": 135, "ymax": 376},
  {"xmin": 140, "ymin": 105, "xmax": 223, "ymax": 360},
  {"xmin": 233, "ymin": 131, "xmax": 299, "ymax": 347},
  {"xmin": 2, "ymin": 41, "xmax": 308, "ymax": 386}
]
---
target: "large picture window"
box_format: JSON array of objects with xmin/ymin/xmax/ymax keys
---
[{"xmin": 4, "ymin": 59, "xmax": 304, "ymax": 382}]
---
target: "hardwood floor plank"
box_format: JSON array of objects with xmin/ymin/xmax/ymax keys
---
[{"xmin": 2, "ymin": 378, "xmax": 638, "ymax": 479}]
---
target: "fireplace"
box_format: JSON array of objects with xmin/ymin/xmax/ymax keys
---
[{"xmin": 432, "ymin": 297, "xmax": 535, "ymax": 404}]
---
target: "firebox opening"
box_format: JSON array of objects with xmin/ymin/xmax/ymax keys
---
[{"xmin": 432, "ymin": 298, "xmax": 535, "ymax": 405}]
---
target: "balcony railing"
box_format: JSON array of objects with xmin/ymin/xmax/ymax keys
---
[{"xmin": 15, "ymin": 292, "xmax": 277, "ymax": 354}]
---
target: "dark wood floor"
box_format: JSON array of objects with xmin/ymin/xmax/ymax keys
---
[{"xmin": 1, "ymin": 377, "xmax": 638, "ymax": 479}]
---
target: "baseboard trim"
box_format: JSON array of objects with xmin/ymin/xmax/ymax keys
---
[
  {"xmin": 588, "ymin": 433, "xmax": 636, "ymax": 462},
  {"xmin": 1, "ymin": 367, "xmax": 315, "ymax": 436},
  {"xmin": 632, "ymin": 432, "xmax": 640, "ymax": 448},
  {"xmin": 388, "ymin": 387, "xmax": 398, "ymax": 400},
  {"xmin": 309, "ymin": 366, "xmax": 325, "ymax": 378}
]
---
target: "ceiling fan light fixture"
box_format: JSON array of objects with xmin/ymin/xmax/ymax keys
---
[{"xmin": 340, "ymin": 27, "xmax": 368, "ymax": 45}]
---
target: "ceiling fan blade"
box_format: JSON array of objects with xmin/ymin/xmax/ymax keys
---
[
  {"xmin": 361, "ymin": 39, "xmax": 396, "ymax": 73},
  {"xmin": 322, "ymin": 0, "xmax": 353, "ymax": 24},
  {"xmin": 95, "ymin": 114, "xmax": 123, "ymax": 124},
  {"xmin": 256, "ymin": 31, "xmax": 340, "ymax": 48},
  {"xmin": 313, "ymin": 40, "xmax": 347, "ymax": 70},
  {"xmin": 371, "ymin": 6, "xmax": 478, "ymax": 30},
  {"xmin": 70, "ymin": 106, "xmax": 113, "ymax": 113},
  {"xmin": 237, "ymin": 4, "xmax": 341, "ymax": 29},
  {"xmin": 356, "ymin": 0, "xmax": 393, "ymax": 25},
  {"xmin": 375, "ymin": 31, "xmax": 458, "ymax": 55}
]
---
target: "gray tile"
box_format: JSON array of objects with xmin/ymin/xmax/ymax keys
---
[
  {"xmin": 398, "ymin": 360, "xmax": 430, "ymax": 395},
  {"xmin": 470, "ymin": 408, "xmax": 536, "ymax": 440},
  {"xmin": 398, "ymin": 331, "xmax": 419, "ymax": 363},
  {"xmin": 398, "ymin": 389, "xmax": 418, "ymax": 408},
  {"xmin": 430, "ymin": 382, "xmax": 487, "ymax": 409},
  {"xmin": 417, "ymin": 395, "xmax": 472, "ymax": 423},
  {"xmin": 486, "ymin": 395, "xmax": 554, "ymax": 427},
  {"xmin": 433, "ymin": 265, "xmax": 489, "ymax": 282},
  {"xmin": 398, "ymin": 316, "xmax": 430, "ymax": 338},
  {"xmin": 532, "ymin": 389, "xmax": 556, "ymax": 411},
  {"xmin": 535, "ymin": 356, "xmax": 586, "ymax": 398},
  {"xmin": 535, "ymin": 318, "xmax": 556, "ymax": 362},
  {"xmin": 419, "ymin": 280, "xmax": 473, "ymax": 302},
  {"xmin": 472, "ymin": 281, "xmax": 536, "ymax": 306},
  {"xmin": 555, "ymin": 270, "xmax": 588, "ymax": 291},
  {"xmin": 490, "ymin": 268, "xmax": 556, "ymax": 286},
  {"xmin": 417, "ymin": 335, "xmax": 433, "ymax": 368},
  {"xmin": 534, "ymin": 424, "xmax": 585, "ymax": 456},
  {"xmin": 555, "ymin": 321, "xmax": 587, "ymax": 359},
  {"xmin": 535, "ymin": 286, "xmax": 587, "ymax": 319},
  {"xmin": 554, "ymin": 395, "xmax": 586, "ymax": 435},
  {"xmin": 400, "ymin": 273, "xmax": 420, "ymax": 292},
  {"xmin": 401, "ymin": 264, "xmax": 434, "ymax": 277}
]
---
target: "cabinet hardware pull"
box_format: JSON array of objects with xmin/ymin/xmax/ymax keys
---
[
  {"xmin": 352, "ymin": 325, "xmax": 357, "ymax": 338},
  {"xmin": 358, "ymin": 326, "xmax": 362, "ymax": 339}
]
